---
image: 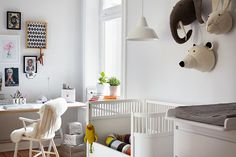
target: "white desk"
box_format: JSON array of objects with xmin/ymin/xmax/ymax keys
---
[
  {"xmin": 0, "ymin": 102, "xmax": 87, "ymax": 152},
  {"xmin": 0, "ymin": 102, "xmax": 86, "ymax": 115}
]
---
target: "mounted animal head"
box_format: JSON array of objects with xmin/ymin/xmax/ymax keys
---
[
  {"xmin": 179, "ymin": 42, "xmax": 216, "ymax": 72},
  {"xmin": 170, "ymin": 0, "xmax": 204, "ymax": 44},
  {"xmin": 206, "ymin": 0, "xmax": 233, "ymax": 34}
]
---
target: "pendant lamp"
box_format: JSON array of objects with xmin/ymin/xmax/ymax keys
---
[{"xmin": 127, "ymin": 0, "xmax": 158, "ymax": 41}]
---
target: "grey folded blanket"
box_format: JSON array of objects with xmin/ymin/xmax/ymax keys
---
[{"xmin": 175, "ymin": 103, "xmax": 236, "ymax": 126}]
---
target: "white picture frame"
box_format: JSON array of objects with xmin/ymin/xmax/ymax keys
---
[{"xmin": 0, "ymin": 35, "xmax": 20, "ymax": 64}]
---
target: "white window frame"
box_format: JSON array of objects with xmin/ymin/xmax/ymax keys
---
[
  {"xmin": 99, "ymin": 1, "xmax": 122, "ymax": 72},
  {"xmin": 99, "ymin": 0, "xmax": 126, "ymax": 98}
]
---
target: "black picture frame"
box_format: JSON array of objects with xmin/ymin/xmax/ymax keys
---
[
  {"xmin": 0, "ymin": 72, "xmax": 2, "ymax": 91},
  {"xmin": 5, "ymin": 67, "xmax": 19, "ymax": 87},
  {"xmin": 7, "ymin": 11, "xmax": 21, "ymax": 30},
  {"xmin": 23, "ymin": 56, "xmax": 37, "ymax": 73}
]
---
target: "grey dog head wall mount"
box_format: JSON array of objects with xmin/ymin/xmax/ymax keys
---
[{"xmin": 170, "ymin": 0, "xmax": 204, "ymax": 44}]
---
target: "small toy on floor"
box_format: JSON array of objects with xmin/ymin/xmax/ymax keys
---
[{"xmin": 84, "ymin": 123, "xmax": 98, "ymax": 153}]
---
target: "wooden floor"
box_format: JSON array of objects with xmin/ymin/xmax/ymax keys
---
[
  {"xmin": 0, "ymin": 147, "xmax": 86, "ymax": 157},
  {"xmin": 0, "ymin": 145, "xmax": 86, "ymax": 157},
  {"xmin": 0, "ymin": 150, "xmax": 56, "ymax": 157},
  {"xmin": 0, "ymin": 150, "xmax": 26, "ymax": 157}
]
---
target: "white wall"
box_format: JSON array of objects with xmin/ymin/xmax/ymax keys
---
[
  {"xmin": 126, "ymin": 0, "xmax": 236, "ymax": 104},
  {"xmin": 0, "ymin": 0, "xmax": 84, "ymax": 151},
  {"xmin": 0, "ymin": 0, "xmax": 83, "ymax": 102},
  {"xmin": 83, "ymin": 0, "xmax": 100, "ymax": 100}
]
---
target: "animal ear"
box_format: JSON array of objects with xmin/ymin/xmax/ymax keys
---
[
  {"xmin": 223, "ymin": 0, "xmax": 231, "ymax": 11},
  {"xmin": 212, "ymin": 0, "xmax": 220, "ymax": 12},
  {"xmin": 205, "ymin": 42, "xmax": 213, "ymax": 50}
]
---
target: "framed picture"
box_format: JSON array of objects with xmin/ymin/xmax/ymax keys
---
[
  {"xmin": 0, "ymin": 72, "xmax": 2, "ymax": 91},
  {"xmin": 23, "ymin": 56, "xmax": 37, "ymax": 73},
  {"xmin": 26, "ymin": 21, "xmax": 47, "ymax": 49},
  {"xmin": 7, "ymin": 11, "xmax": 21, "ymax": 30},
  {"xmin": 5, "ymin": 67, "xmax": 19, "ymax": 87},
  {"xmin": 0, "ymin": 35, "xmax": 20, "ymax": 64}
]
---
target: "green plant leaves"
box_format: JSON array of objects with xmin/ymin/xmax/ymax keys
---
[
  {"xmin": 98, "ymin": 72, "xmax": 121, "ymax": 86},
  {"xmin": 100, "ymin": 72, "xmax": 105, "ymax": 77},
  {"xmin": 107, "ymin": 77, "xmax": 120, "ymax": 86},
  {"xmin": 98, "ymin": 71, "xmax": 107, "ymax": 85}
]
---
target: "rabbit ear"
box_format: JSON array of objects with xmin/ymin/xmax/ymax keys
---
[
  {"xmin": 212, "ymin": 0, "xmax": 220, "ymax": 12},
  {"xmin": 222, "ymin": 0, "xmax": 231, "ymax": 11}
]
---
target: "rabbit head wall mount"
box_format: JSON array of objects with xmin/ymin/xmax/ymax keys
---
[
  {"xmin": 206, "ymin": 0, "xmax": 233, "ymax": 34},
  {"xmin": 170, "ymin": 0, "xmax": 204, "ymax": 44},
  {"xmin": 179, "ymin": 42, "xmax": 216, "ymax": 72}
]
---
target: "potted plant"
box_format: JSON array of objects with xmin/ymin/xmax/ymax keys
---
[
  {"xmin": 96, "ymin": 72, "xmax": 107, "ymax": 95},
  {"xmin": 10, "ymin": 90, "xmax": 26, "ymax": 104},
  {"xmin": 107, "ymin": 77, "xmax": 120, "ymax": 96}
]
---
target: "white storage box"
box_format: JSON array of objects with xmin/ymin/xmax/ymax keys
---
[
  {"xmin": 68, "ymin": 122, "xmax": 83, "ymax": 135},
  {"xmin": 61, "ymin": 89, "xmax": 76, "ymax": 103},
  {"xmin": 63, "ymin": 134, "xmax": 84, "ymax": 146},
  {"xmin": 59, "ymin": 144, "xmax": 85, "ymax": 157}
]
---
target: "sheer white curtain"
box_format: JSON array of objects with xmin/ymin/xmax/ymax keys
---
[
  {"xmin": 102, "ymin": 0, "xmax": 121, "ymax": 9},
  {"xmin": 104, "ymin": 18, "xmax": 122, "ymax": 79},
  {"xmin": 100, "ymin": 0, "xmax": 122, "ymax": 80}
]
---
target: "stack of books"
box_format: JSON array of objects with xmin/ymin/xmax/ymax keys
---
[{"xmin": 89, "ymin": 95, "xmax": 117, "ymax": 102}]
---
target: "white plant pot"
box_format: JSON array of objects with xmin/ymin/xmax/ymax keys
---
[
  {"xmin": 20, "ymin": 98, "xmax": 26, "ymax": 104},
  {"xmin": 109, "ymin": 86, "xmax": 118, "ymax": 96},
  {"xmin": 13, "ymin": 98, "xmax": 26, "ymax": 104},
  {"xmin": 96, "ymin": 83, "xmax": 106, "ymax": 96},
  {"xmin": 13, "ymin": 98, "xmax": 20, "ymax": 104}
]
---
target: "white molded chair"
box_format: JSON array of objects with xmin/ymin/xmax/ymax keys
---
[{"xmin": 10, "ymin": 98, "xmax": 68, "ymax": 157}]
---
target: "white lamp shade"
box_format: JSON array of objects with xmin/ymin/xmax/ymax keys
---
[{"xmin": 127, "ymin": 16, "xmax": 158, "ymax": 41}]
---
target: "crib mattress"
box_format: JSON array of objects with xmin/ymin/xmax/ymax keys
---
[{"xmin": 174, "ymin": 103, "xmax": 236, "ymax": 126}]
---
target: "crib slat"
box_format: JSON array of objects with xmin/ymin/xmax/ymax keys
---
[{"xmin": 89, "ymin": 99, "xmax": 176, "ymax": 136}]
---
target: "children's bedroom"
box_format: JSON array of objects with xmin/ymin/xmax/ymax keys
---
[{"xmin": 0, "ymin": 0, "xmax": 236, "ymax": 157}]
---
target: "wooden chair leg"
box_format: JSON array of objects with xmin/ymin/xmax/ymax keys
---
[
  {"xmin": 14, "ymin": 142, "xmax": 18, "ymax": 157},
  {"xmin": 39, "ymin": 141, "xmax": 46, "ymax": 157},
  {"xmin": 47, "ymin": 140, "xmax": 52, "ymax": 157},
  {"xmin": 51, "ymin": 139, "xmax": 59, "ymax": 157},
  {"xmin": 29, "ymin": 140, "xmax": 32, "ymax": 157}
]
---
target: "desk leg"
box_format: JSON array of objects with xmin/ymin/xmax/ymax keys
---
[
  {"xmin": 29, "ymin": 140, "xmax": 32, "ymax": 157},
  {"xmin": 78, "ymin": 107, "xmax": 87, "ymax": 131},
  {"xmin": 69, "ymin": 146, "xmax": 72, "ymax": 157},
  {"xmin": 59, "ymin": 128, "xmax": 64, "ymax": 144}
]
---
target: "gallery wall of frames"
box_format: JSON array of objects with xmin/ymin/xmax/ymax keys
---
[
  {"xmin": 0, "ymin": 11, "xmax": 48, "ymax": 92},
  {"xmin": 0, "ymin": 0, "xmax": 83, "ymax": 102},
  {"xmin": 0, "ymin": 2, "xmax": 83, "ymax": 149}
]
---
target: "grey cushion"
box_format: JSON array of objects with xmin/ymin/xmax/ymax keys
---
[{"xmin": 175, "ymin": 103, "xmax": 236, "ymax": 126}]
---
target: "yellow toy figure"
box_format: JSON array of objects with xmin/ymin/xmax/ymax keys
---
[{"xmin": 84, "ymin": 123, "xmax": 98, "ymax": 153}]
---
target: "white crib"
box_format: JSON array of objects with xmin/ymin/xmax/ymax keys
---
[{"xmin": 87, "ymin": 99, "xmax": 179, "ymax": 157}]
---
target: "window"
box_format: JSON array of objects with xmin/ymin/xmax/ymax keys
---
[
  {"xmin": 100, "ymin": 0, "xmax": 122, "ymax": 80},
  {"xmin": 102, "ymin": 0, "xmax": 121, "ymax": 9}
]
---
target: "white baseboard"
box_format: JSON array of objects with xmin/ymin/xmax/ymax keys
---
[{"xmin": 0, "ymin": 136, "xmax": 62, "ymax": 152}]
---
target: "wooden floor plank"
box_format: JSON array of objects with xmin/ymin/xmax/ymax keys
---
[
  {"xmin": 0, "ymin": 146, "xmax": 86, "ymax": 157},
  {"xmin": 0, "ymin": 150, "xmax": 56, "ymax": 157}
]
